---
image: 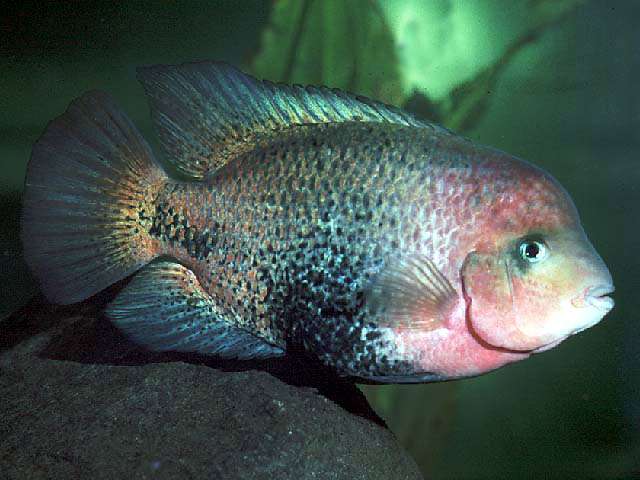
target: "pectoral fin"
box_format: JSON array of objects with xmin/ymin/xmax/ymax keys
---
[
  {"xmin": 106, "ymin": 261, "xmax": 284, "ymax": 359},
  {"xmin": 366, "ymin": 254, "xmax": 457, "ymax": 331}
]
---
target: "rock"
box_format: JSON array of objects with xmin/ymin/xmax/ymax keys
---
[{"xmin": 0, "ymin": 296, "xmax": 424, "ymax": 480}]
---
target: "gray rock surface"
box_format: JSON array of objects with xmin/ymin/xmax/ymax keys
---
[{"xmin": 0, "ymin": 298, "xmax": 423, "ymax": 480}]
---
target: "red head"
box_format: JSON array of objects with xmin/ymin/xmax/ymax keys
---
[{"xmin": 395, "ymin": 149, "xmax": 614, "ymax": 380}]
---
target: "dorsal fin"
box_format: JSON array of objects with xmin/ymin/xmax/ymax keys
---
[{"xmin": 137, "ymin": 61, "xmax": 433, "ymax": 179}]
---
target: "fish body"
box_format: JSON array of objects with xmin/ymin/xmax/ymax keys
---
[{"xmin": 21, "ymin": 62, "xmax": 614, "ymax": 382}]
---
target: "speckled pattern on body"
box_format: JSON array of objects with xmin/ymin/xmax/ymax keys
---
[
  {"xmin": 142, "ymin": 121, "xmax": 511, "ymax": 378},
  {"xmin": 22, "ymin": 61, "xmax": 614, "ymax": 383}
]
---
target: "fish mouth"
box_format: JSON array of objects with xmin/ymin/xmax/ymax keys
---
[
  {"xmin": 572, "ymin": 284, "xmax": 615, "ymax": 312},
  {"xmin": 583, "ymin": 284, "xmax": 615, "ymax": 312},
  {"xmin": 532, "ymin": 284, "xmax": 614, "ymax": 354}
]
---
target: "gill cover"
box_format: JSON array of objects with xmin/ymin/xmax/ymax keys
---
[{"xmin": 461, "ymin": 251, "xmax": 549, "ymax": 351}]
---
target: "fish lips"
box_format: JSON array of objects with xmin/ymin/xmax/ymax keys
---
[
  {"xmin": 571, "ymin": 284, "xmax": 615, "ymax": 312},
  {"xmin": 583, "ymin": 284, "xmax": 615, "ymax": 312},
  {"xmin": 532, "ymin": 284, "xmax": 615, "ymax": 353}
]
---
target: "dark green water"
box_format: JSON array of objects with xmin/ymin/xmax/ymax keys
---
[{"xmin": 2, "ymin": 1, "xmax": 638, "ymax": 478}]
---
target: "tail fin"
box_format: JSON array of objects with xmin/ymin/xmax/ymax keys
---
[{"xmin": 21, "ymin": 91, "xmax": 168, "ymax": 304}]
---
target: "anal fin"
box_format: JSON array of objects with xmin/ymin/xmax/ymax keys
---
[{"xmin": 106, "ymin": 261, "xmax": 284, "ymax": 359}]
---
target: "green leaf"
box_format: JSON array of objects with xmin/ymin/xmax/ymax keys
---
[
  {"xmin": 434, "ymin": 0, "xmax": 586, "ymax": 132},
  {"xmin": 251, "ymin": 0, "xmax": 403, "ymax": 105},
  {"xmin": 253, "ymin": 0, "xmax": 586, "ymax": 132}
]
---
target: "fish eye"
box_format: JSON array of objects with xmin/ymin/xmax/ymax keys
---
[{"xmin": 518, "ymin": 239, "xmax": 548, "ymax": 263}]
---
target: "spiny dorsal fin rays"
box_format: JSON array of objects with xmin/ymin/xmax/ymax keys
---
[
  {"xmin": 367, "ymin": 254, "xmax": 457, "ymax": 331},
  {"xmin": 137, "ymin": 61, "xmax": 439, "ymax": 180}
]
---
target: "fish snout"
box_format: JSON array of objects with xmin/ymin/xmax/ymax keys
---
[
  {"xmin": 563, "ymin": 283, "xmax": 615, "ymax": 339},
  {"xmin": 572, "ymin": 284, "xmax": 615, "ymax": 312},
  {"xmin": 584, "ymin": 284, "xmax": 615, "ymax": 311}
]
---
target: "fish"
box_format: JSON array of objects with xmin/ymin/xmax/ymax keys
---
[{"xmin": 21, "ymin": 61, "xmax": 614, "ymax": 383}]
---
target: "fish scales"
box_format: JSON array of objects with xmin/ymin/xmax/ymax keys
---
[
  {"xmin": 145, "ymin": 122, "xmax": 465, "ymax": 376},
  {"xmin": 21, "ymin": 62, "xmax": 614, "ymax": 382}
]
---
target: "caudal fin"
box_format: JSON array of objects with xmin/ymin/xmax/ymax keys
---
[{"xmin": 21, "ymin": 91, "xmax": 168, "ymax": 304}]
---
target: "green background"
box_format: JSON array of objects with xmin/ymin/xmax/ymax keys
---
[{"xmin": 1, "ymin": 1, "xmax": 638, "ymax": 478}]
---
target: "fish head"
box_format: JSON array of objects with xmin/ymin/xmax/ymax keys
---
[{"xmin": 460, "ymin": 161, "xmax": 614, "ymax": 353}]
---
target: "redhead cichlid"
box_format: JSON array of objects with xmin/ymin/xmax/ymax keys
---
[{"xmin": 21, "ymin": 61, "xmax": 614, "ymax": 382}]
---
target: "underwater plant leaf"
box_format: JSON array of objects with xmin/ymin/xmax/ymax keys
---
[
  {"xmin": 380, "ymin": 0, "xmax": 586, "ymax": 131},
  {"xmin": 251, "ymin": 0, "xmax": 404, "ymax": 106},
  {"xmin": 254, "ymin": 0, "xmax": 585, "ymax": 132},
  {"xmin": 528, "ymin": 0, "xmax": 587, "ymax": 30},
  {"xmin": 437, "ymin": 0, "xmax": 586, "ymax": 132},
  {"xmin": 252, "ymin": 0, "xmax": 584, "ymax": 131}
]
